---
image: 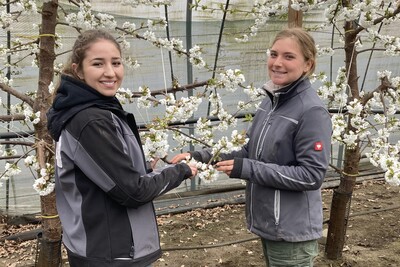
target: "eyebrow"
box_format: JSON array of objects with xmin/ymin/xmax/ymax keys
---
[
  {"xmin": 270, "ymin": 50, "xmax": 297, "ymax": 56},
  {"xmin": 90, "ymin": 57, "xmax": 122, "ymax": 61}
]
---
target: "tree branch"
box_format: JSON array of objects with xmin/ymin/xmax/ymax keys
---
[
  {"xmin": 361, "ymin": 76, "xmax": 392, "ymax": 106},
  {"xmin": 132, "ymin": 80, "xmax": 209, "ymax": 97},
  {"xmin": 354, "ymin": 3, "xmax": 400, "ymax": 35},
  {"xmin": 0, "ymin": 114, "xmax": 25, "ymax": 121},
  {"xmin": 0, "ymin": 83, "xmax": 34, "ymax": 107},
  {"xmin": 0, "ymin": 140, "xmax": 35, "ymax": 146}
]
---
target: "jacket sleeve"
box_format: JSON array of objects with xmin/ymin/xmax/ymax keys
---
[
  {"xmin": 230, "ymin": 106, "xmax": 332, "ymax": 191},
  {"xmin": 71, "ymin": 115, "xmax": 192, "ymax": 208}
]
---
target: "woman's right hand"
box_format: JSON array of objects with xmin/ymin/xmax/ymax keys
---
[
  {"xmin": 187, "ymin": 163, "xmax": 198, "ymax": 178},
  {"xmin": 170, "ymin": 153, "xmax": 191, "ymax": 164}
]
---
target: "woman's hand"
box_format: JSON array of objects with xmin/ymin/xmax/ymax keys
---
[
  {"xmin": 187, "ymin": 163, "xmax": 198, "ymax": 178},
  {"xmin": 150, "ymin": 157, "xmax": 159, "ymax": 169},
  {"xmin": 170, "ymin": 153, "xmax": 197, "ymax": 177},
  {"xmin": 215, "ymin": 160, "xmax": 234, "ymax": 176},
  {"xmin": 170, "ymin": 153, "xmax": 191, "ymax": 164}
]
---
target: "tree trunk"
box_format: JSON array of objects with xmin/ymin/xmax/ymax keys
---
[
  {"xmin": 36, "ymin": 192, "xmax": 62, "ymax": 266},
  {"xmin": 325, "ymin": 0, "xmax": 361, "ymax": 259},
  {"xmin": 34, "ymin": 1, "xmax": 61, "ymax": 266},
  {"xmin": 325, "ymin": 146, "xmax": 361, "ymax": 259}
]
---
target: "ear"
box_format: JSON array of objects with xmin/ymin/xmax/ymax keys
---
[
  {"xmin": 72, "ymin": 63, "xmax": 84, "ymax": 80},
  {"xmin": 304, "ymin": 60, "xmax": 313, "ymax": 74}
]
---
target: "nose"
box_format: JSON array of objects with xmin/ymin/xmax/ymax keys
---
[
  {"xmin": 273, "ymin": 56, "xmax": 283, "ymax": 66},
  {"xmin": 103, "ymin": 63, "xmax": 115, "ymax": 77}
]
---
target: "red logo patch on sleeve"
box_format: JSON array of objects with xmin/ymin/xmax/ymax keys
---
[{"xmin": 314, "ymin": 142, "xmax": 323, "ymax": 151}]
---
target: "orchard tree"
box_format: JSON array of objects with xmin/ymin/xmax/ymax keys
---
[
  {"xmin": 227, "ymin": 0, "xmax": 400, "ymax": 259},
  {"xmin": 0, "ymin": 0, "xmax": 249, "ymax": 264},
  {"xmin": 1, "ymin": 0, "xmax": 400, "ymax": 265}
]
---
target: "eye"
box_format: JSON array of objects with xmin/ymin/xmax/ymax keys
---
[
  {"xmin": 92, "ymin": 62, "xmax": 103, "ymax": 67},
  {"xmin": 269, "ymin": 52, "xmax": 277, "ymax": 58},
  {"xmin": 113, "ymin": 61, "xmax": 122, "ymax": 67}
]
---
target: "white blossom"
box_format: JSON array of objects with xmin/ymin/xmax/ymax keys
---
[
  {"xmin": 24, "ymin": 108, "xmax": 41, "ymax": 124},
  {"xmin": 48, "ymin": 82, "xmax": 55, "ymax": 94},
  {"xmin": 33, "ymin": 177, "xmax": 55, "ymax": 196},
  {"xmin": 136, "ymin": 86, "xmax": 152, "ymax": 108},
  {"xmin": 141, "ymin": 129, "xmax": 169, "ymax": 160},
  {"xmin": 3, "ymin": 163, "xmax": 21, "ymax": 178},
  {"xmin": 189, "ymin": 45, "xmax": 206, "ymax": 69},
  {"xmin": 24, "ymin": 155, "xmax": 39, "ymax": 170}
]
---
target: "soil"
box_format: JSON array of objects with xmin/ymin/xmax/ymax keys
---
[{"xmin": 1, "ymin": 179, "xmax": 400, "ymax": 267}]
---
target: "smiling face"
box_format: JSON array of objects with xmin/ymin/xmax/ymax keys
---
[
  {"xmin": 73, "ymin": 39, "xmax": 124, "ymax": 97},
  {"xmin": 267, "ymin": 37, "xmax": 312, "ymax": 86}
]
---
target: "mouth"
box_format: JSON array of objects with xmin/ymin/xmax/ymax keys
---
[
  {"xmin": 272, "ymin": 70, "xmax": 286, "ymax": 75},
  {"xmin": 100, "ymin": 81, "xmax": 117, "ymax": 87}
]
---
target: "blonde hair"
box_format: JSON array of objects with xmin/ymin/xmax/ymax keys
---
[{"xmin": 271, "ymin": 28, "xmax": 317, "ymax": 77}]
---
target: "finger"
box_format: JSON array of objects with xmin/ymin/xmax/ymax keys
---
[
  {"xmin": 216, "ymin": 160, "xmax": 234, "ymax": 166},
  {"xmin": 215, "ymin": 165, "xmax": 233, "ymax": 172},
  {"xmin": 171, "ymin": 153, "xmax": 190, "ymax": 163},
  {"xmin": 150, "ymin": 158, "xmax": 159, "ymax": 169},
  {"xmin": 190, "ymin": 166, "xmax": 198, "ymax": 177}
]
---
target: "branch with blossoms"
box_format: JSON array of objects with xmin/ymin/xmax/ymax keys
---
[
  {"xmin": 176, "ymin": 130, "xmax": 249, "ymax": 183},
  {"xmin": 320, "ymin": 65, "xmax": 400, "ymax": 186},
  {"xmin": 127, "ymin": 70, "xmax": 260, "ymax": 182},
  {"xmin": 1, "ymin": 0, "xmax": 400, "ymax": 192},
  {"xmin": 125, "ymin": 81, "xmax": 208, "ymax": 98},
  {"xmin": 0, "ymin": 135, "xmax": 55, "ymax": 192}
]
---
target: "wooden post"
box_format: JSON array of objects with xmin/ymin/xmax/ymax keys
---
[{"xmin": 288, "ymin": 0, "xmax": 303, "ymax": 28}]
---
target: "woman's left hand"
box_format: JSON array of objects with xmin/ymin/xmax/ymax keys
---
[
  {"xmin": 215, "ymin": 160, "xmax": 234, "ymax": 176},
  {"xmin": 150, "ymin": 158, "xmax": 159, "ymax": 169}
]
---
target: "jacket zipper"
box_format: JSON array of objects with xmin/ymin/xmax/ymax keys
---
[
  {"xmin": 250, "ymin": 94, "xmax": 279, "ymax": 230},
  {"xmin": 255, "ymin": 94, "xmax": 279, "ymax": 160},
  {"xmin": 274, "ymin": 190, "xmax": 280, "ymax": 225},
  {"xmin": 129, "ymin": 244, "xmax": 135, "ymax": 258},
  {"xmin": 250, "ymin": 183, "xmax": 254, "ymax": 231}
]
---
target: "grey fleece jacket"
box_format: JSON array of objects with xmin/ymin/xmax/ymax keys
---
[{"xmin": 191, "ymin": 77, "xmax": 332, "ymax": 242}]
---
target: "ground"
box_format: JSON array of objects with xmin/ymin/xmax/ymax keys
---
[{"xmin": 1, "ymin": 179, "xmax": 400, "ymax": 267}]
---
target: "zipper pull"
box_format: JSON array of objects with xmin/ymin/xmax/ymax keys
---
[{"xmin": 129, "ymin": 245, "xmax": 135, "ymax": 258}]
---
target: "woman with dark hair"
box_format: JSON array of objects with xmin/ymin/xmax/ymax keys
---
[{"xmin": 47, "ymin": 29, "xmax": 197, "ymax": 267}]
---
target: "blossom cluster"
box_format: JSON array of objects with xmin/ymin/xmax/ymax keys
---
[
  {"xmin": 141, "ymin": 128, "xmax": 170, "ymax": 160},
  {"xmin": 32, "ymin": 163, "xmax": 55, "ymax": 196},
  {"xmin": 0, "ymin": 148, "xmax": 20, "ymax": 186},
  {"xmin": 160, "ymin": 93, "xmax": 203, "ymax": 122},
  {"xmin": 326, "ymin": 68, "xmax": 400, "ymax": 185},
  {"xmin": 65, "ymin": 1, "xmax": 117, "ymax": 30}
]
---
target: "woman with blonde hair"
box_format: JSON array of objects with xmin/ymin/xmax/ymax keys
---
[{"xmin": 172, "ymin": 28, "xmax": 332, "ymax": 266}]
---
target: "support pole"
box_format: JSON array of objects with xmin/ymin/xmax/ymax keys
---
[{"xmin": 186, "ymin": 0, "xmax": 196, "ymax": 191}]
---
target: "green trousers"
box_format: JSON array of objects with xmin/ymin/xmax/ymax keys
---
[{"xmin": 261, "ymin": 239, "xmax": 319, "ymax": 267}]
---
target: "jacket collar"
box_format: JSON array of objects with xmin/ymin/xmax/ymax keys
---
[
  {"xmin": 263, "ymin": 76, "xmax": 310, "ymax": 100},
  {"xmin": 47, "ymin": 75, "xmax": 124, "ymax": 141}
]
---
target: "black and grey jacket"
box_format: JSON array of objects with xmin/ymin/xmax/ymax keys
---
[
  {"xmin": 47, "ymin": 75, "xmax": 192, "ymax": 266},
  {"xmin": 191, "ymin": 77, "xmax": 332, "ymax": 242}
]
